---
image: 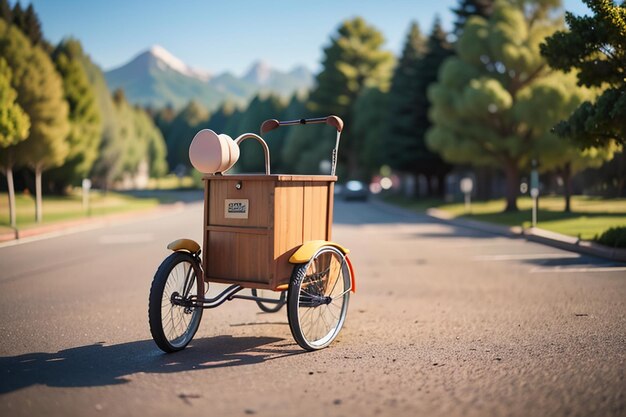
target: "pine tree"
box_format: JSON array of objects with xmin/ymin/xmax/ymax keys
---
[
  {"xmin": 353, "ymin": 86, "xmax": 389, "ymax": 176},
  {"xmin": 48, "ymin": 38, "xmax": 102, "ymax": 191},
  {"xmin": 416, "ymin": 18, "xmax": 455, "ymax": 194},
  {"xmin": 541, "ymin": 0, "xmax": 626, "ymax": 147},
  {"xmin": 22, "ymin": 5, "xmax": 43, "ymax": 45},
  {"xmin": 0, "ymin": 57, "xmax": 30, "ymax": 228},
  {"xmin": 452, "ymin": 0, "xmax": 495, "ymax": 35},
  {"xmin": 0, "ymin": 20, "xmax": 69, "ymax": 222},
  {"xmin": 308, "ymin": 17, "xmax": 394, "ymax": 177},
  {"xmin": 386, "ymin": 20, "xmax": 453, "ymax": 196},
  {"xmin": 0, "ymin": 0, "xmax": 12, "ymax": 22},
  {"xmin": 11, "ymin": 2, "xmax": 24, "ymax": 29}
]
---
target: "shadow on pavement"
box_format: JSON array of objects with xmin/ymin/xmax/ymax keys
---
[
  {"xmin": 333, "ymin": 200, "xmax": 430, "ymax": 225},
  {"xmin": 0, "ymin": 335, "xmax": 302, "ymax": 394}
]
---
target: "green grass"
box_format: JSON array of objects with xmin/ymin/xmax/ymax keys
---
[
  {"xmin": 384, "ymin": 194, "xmax": 626, "ymax": 241},
  {"xmin": 0, "ymin": 190, "xmax": 161, "ymax": 234},
  {"xmin": 145, "ymin": 174, "xmax": 199, "ymax": 190}
]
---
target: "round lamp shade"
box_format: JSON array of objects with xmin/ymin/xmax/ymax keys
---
[{"xmin": 189, "ymin": 129, "xmax": 239, "ymax": 174}]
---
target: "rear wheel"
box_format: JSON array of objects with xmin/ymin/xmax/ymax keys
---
[
  {"xmin": 287, "ymin": 246, "xmax": 351, "ymax": 351},
  {"xmin": 149, "ymin": 252, "xmax": 203, "ymax": 353},
  {"xmin": 251, "ymin": 288, "xmax": 286, "ymax": 313}
]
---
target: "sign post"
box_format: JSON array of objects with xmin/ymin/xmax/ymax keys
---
[
  {"xmin": 82, "ymin": 178, "xmax": 92, "ymax": 215},
  {"xmin": 530, "ymin": 161, "xmax": 539, "ymax": 227},
  {"xmin": 460, "ymin": 177, "xmax": 474, "ymax": 214}
]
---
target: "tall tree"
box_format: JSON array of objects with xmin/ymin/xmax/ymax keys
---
[
  {"xmin": 426, "ymin": 0, "xmax": 590, "ymax": 212},
  {"xmin": 48, "ymin": 38, "xmax": 102, "ymax": 191},
  {"xmin": 452, "ymin": 0, "xmax": 495, "ymax": 34},
  {"xmin": 307, "ymin": 17, "xmax": 394, "ymax": 177},
  {"xmin": 452, "ymin": 0, "xmax": 497, "ymax": 199},
  {"xmin": 0, "ymin": 57, "xmax": 30, "ymax": 228},
  {"xmin": 541, "ymin": 0, "xmax": 626, "ymax": 147},
  {"xmin": 10, "ymin": 2, "xmax": 24, "ymax": 29},
  {"xmin": 514, "ymin": 72, "xmax": 618, "ymax": 211},
  {"xmin": 353, "ymin": 86, "xmax": 389, "ymax": 176},
  {"xmin": 0, "ymin": 0, "xmax": 12, "ymax": 22},
  {"xmin": 22, "ymin": 5, "xmax": 43, "ymax": 46},
  {"xmin": 0, "ymin": 20, "xmax": 70, "ymax": 222},
  {"xmin": 385, "ymin": 22, "xmax": 427, "ymax": 181},
  {"xmin": 80, "ymin": 52, "xmax": 123, "ymax": 190},
  {"xmin": 386, "ymin": 19, "xmax": 454, "ymax": 196}
]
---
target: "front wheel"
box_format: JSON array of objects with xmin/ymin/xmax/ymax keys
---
[
  {"xmin": 149, "ymin": 252, "xmax": 204, "ymax": 353},
  {"xmin": 287, "ymin": 246, "xmax": 351, "ymax": 351}
]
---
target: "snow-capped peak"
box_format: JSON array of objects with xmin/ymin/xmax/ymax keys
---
[
  {"xmin": 149, "ymin": 45, "xmax": 211, "ymax": 81},
  {"xmin": 243, "ymin": 60, "xmax": 274, "ymax": 85}
]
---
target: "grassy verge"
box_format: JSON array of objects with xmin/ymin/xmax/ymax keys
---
[
  {"xmin": 384, "ymin": 194, "xmax": 626, "ymax": 241},
  {"xmin": 0, "ymin": 190, "xmax": 161, "ymax": 234}
]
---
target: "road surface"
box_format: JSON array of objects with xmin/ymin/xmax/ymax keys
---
[{"xmin": 0, "ymin": 198, "xmax": 624, "ymax": 417}]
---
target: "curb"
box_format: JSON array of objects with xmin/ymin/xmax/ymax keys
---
[
  {"xmin": 0, "ymin": 202, "xmax": 187, "ymax": 247},
  {"xmin": 372, "ymin": 199, "xmax": 626, "ymax": 263}
]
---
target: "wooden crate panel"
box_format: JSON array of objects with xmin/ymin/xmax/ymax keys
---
[
  {"xmin": 273, "ymin": 183, "xmax": 303, "ymax": 283},
  {"xmin": 303, "ymin": 183, "xmax": 330, "ymax": 242},
  {"xmin": 206, "ymin": 229, "xmax": 271, "ymax": 284},
  {"xmin": 208, "ymin": 179, "xmax": 273, "ymax": 228}
]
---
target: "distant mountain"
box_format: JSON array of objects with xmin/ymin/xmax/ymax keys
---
[
  {"xmin": 104, "ymin": 46, "xmax": 314, "ymax": 111},
  {"xmin": 242, "ymin": 60, "xmax": 315, "ymax": 97}
]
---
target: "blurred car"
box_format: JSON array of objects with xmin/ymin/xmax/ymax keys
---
[{"xmin": 342, "ymin": 180, "xmax": 369, "ymax": 201}]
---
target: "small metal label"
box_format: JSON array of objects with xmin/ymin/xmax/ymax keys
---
[{"xmin": 225, "ymin": 199, "xmax": 249, "ymax": 219}]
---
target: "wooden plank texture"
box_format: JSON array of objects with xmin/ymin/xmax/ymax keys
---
[
  {"xmin": 202, "ymin": 175, "xmax": 336, "ymax": 289},
  {"xmin": 208, "ymin": 179, "xmax": 272, "ymax": 228}
]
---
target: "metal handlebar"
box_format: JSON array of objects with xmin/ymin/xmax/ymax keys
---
[
  {"xmin": 259, "ymin": 115, "xmax": 344, "ymax": 176},
  {"xmin": 260, "ymin": 115, "xmax": 344, "ymax": 134}
]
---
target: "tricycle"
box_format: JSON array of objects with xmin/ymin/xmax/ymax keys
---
[{"xmin": 148, "ymin": 116, "xmax": 355, "ymax": 352}]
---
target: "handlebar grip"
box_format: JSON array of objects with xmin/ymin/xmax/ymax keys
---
[
  {"xmin": 260, "ymin": 119, "xmax": 280, "ymax": 134},
  {"xmin": 260, "ymin": 115, "xmax": 344, "ymax": 134}
]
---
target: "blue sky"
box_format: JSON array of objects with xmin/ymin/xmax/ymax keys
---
[{"xmin": 21, "ymin": 0, "xmax": 591, "ymax": 75}]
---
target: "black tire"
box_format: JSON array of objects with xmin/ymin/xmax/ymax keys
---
[
  {"xmin": 251, "ymin": 288, "xmax": 286, "ymax": 313},
  {"xmin": 287, "ymin": 246, "xmax": 351, "ymax": 351},
  {"xmin": 149, "ymin": 252, "xmax": 203, "ymax": 353}
]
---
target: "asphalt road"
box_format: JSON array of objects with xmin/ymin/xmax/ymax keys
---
[{"xmin": 0, "ymin": 198, "xmax": 624, "ymax": 417}]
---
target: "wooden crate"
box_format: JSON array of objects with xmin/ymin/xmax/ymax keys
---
[{"xmin": 202, "ymin": 174, "xmax": 336, "ymax": 290}]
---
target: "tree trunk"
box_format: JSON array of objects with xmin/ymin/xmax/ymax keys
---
[
  {"xmin": 6, "ymin": 167, "xmax": 17, "ymax": 228},
  {"xmin": 563, "ymin": 162, "xmax": 572, "ymax": 213},
  {"xmin": 35, "ymin": 165, "xmax": 43, "ymax": 223},
  {"xmin": 475, "ymin": 167, "xmax": 493, "ymax": 200},
  {"xmin": 426, "ymin": 175, "xmax": 434, "ymax": 196},
  {"xmin": 503, "ymin": 163, "xmax": 519, "ymax": 212}
]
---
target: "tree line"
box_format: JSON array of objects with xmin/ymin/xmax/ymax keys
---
[
  {"xmin": 157, "ymin": 0, "xmax": 624, "ymax": 213},
  {"xmin": 2, "ymin": 0, "xmax": 624, "ymax": 223},
  {"xmin": 0, "ymin": 0, "xmax": 168, "ymax": 227}
]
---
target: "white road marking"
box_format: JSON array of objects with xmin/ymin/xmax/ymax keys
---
[
  {"xmin": 530, "ymin": 266, "xmax": 626, "ymax": 274},
  {"xmin": 473, "ymin": 253, "xmax": 581, "ymax": 261},
  {"xmin": 98, "ymin": 233, "xmax": 155, "ymax": 244}
]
